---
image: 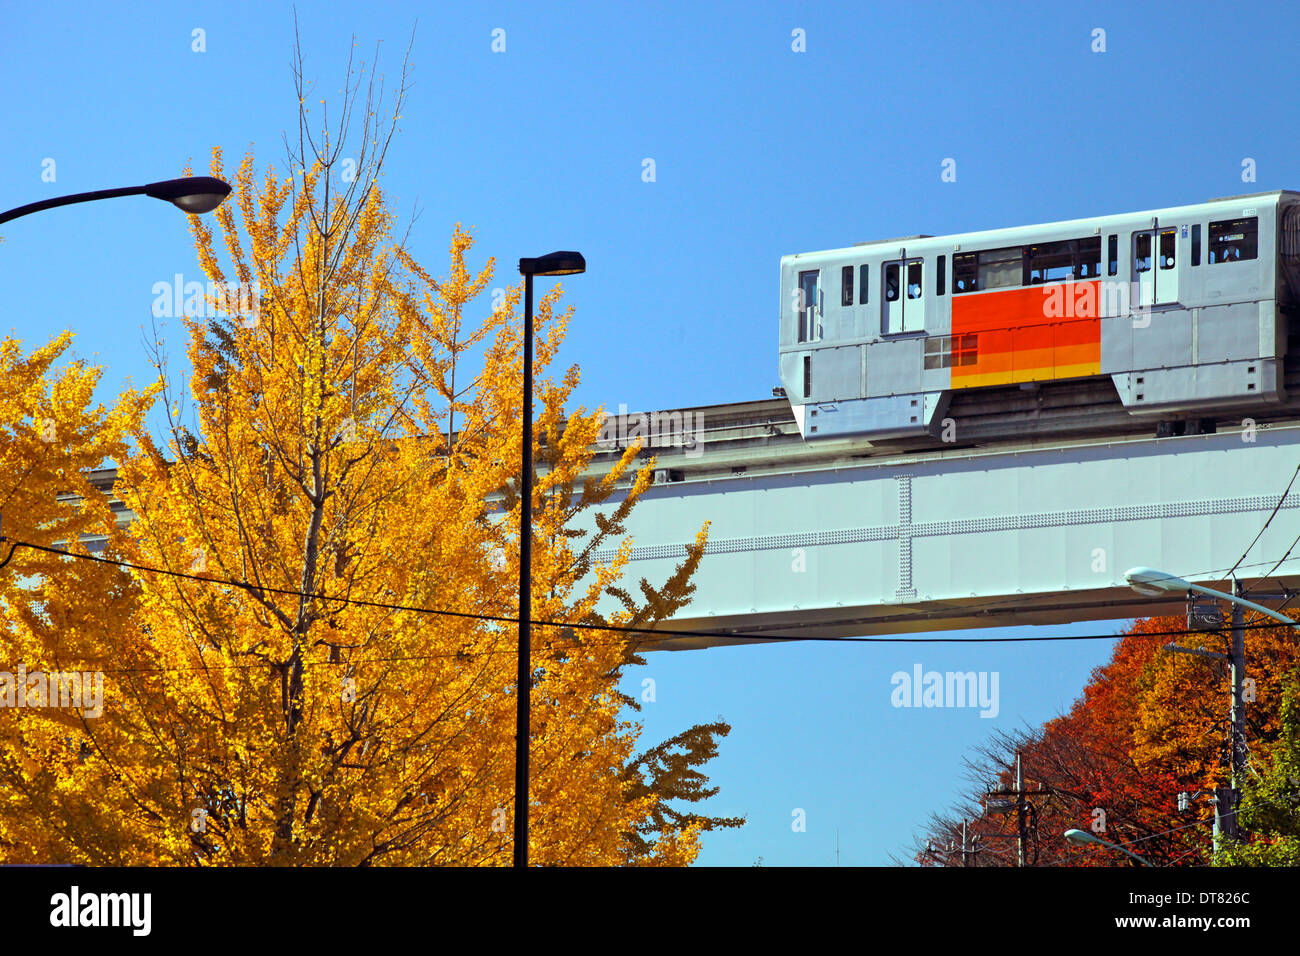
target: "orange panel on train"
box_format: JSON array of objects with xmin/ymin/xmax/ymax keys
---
[{"xmin": 952, "ymin": 281, "xmax": 1100, "ymax": 387}]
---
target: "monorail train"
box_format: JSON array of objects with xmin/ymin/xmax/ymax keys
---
[{"xmin": 779, "ymin": 190, "xmax": 1300, "ymax": 440}]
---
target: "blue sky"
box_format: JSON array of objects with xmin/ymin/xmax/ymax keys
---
[{"xmin": 2, "ymin": 0, "xmax": 1298, "ymax": 865}]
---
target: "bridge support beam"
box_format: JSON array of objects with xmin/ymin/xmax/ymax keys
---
[{"xmin": 591, "ymin": 425, "xmax": 1300, "ymax": 649}]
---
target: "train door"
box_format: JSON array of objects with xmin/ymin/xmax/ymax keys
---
[
  {"xmin": 1132, "ymin": 226, "xmax": 1178, "ymax": 308},
  {"xmin": 883, "ymin": 257, "xmax": 924, "ymax": 333}
]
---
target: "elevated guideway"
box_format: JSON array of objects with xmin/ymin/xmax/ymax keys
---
[
  {"xmin": 587, "ymin": 382, "xmax": 1300, "ymax": 650},
  {"xmin": 70, "ymin": 371, "xmax": 1300, "ymax": 652}
]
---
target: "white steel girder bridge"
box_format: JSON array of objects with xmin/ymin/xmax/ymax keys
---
[
  {"xmin": 76, "ymin": 386, "xmax": 1300, "ymax": 650},
  {"xmin": 582, "ymin": 387, "xmax": 1300, "ymax": 650}
]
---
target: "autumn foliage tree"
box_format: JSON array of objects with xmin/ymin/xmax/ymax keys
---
[
  {"xmin": 0, "ymin": 334, "xmax": 156, "ymax": 579},
  {"xmin": 0, "ymin": 334, "xmax": 156, "ymax": 858},
  {"xmin": 1218, "ymin": 671, "xmax": 1300, "ymax": 865},
  {"xmin": 912, "ymin": 610, "xmax": 1300, "ymax": 867},
  {"xmin": 0, "ymin": 45, "xmax": 736, "ymax": 865}
]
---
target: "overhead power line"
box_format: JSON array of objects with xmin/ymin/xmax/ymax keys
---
[
  {"xmin": 1228, "ymin": 462, "xmax": 1300, "ymax": 586},
  {"xmin": 0, "ymin": 537, "xmax": 1296, "ymax": 677}
]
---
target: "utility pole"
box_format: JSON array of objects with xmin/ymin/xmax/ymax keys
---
[
  {"xmin": 1136, "ymin": 566, "xmax": 1300, "ymax": 855},
  {"xmin": 923, "ymin": 819, "xmax": 982, "ymax": 867},
  {"xmin": 1016, "ymin": 751, "xmax": 1027, "ymax": 867},
  {"xmin": 983, "ymin": 749, "xmax": 1047, "ymax": 866},
  {"xmin": 1165, "ymin": 576, "xmax": 1270, "ymax": 848},
  {"xmin": 1225, "ymin": 579, "xmax": 1247, "ymax": 841}
]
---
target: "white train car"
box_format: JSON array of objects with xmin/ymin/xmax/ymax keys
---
[{"xmin": 779, "ymin": 191, "xmax": 1300, "ymax": 440}]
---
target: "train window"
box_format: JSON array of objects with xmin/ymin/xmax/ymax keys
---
[
  {"xmin": 1078, "ymin": 236, "xmax": 1101, "ymax": 279},
  {"xmin": 1158, "ymin": 228, "xmax": 1176, "ymax": 270},
  {"xmin": 859, "ymin": 264, "xmax": 869, "ymax": 304},
  {"xmin": 1107, "ymin": 235, "xmax": 1118, "ymax": 276},
  {"xmin": 923, "ymin": 334, "xmax": 978, "ymax": 369},
  {"xmin": 798, "ymin": 270, "xmax": 819, "ymax": 342},
  {"xmin": 1028, "ymin": 240, "xmax": 1077, "ymax": 284},
  {"xmin": 936, "ymin": 255, "xmax": 946, "ymax": 296},
  {"xmin": 803, "ymin": 355, "xmax": 811, "ymax": 398},
  {"xmin": 1133, "ymin": 232, "xmax": 1152, "ymax": 273},
  {"xmin": 1192, "ymin": 224, "xmax": 1202, "ymax": 266},
  {"xmin": 885, "ymin": 263, "xmax": 900, "ymax": 302},
  {"xmin": 924, "ymin": 335, "xmax": 953, "ymax": 369},
  {"xmin": 953, "ymin": 252, "xmax": 978, "ymax": 293},
  {"xmin": 906, "ymin": 261, "xmax": 923, "ymax": 299},
  {"xmin": 959, "ymin": 334, "xmax": 978, "ymax": 365},
  {"xmin": 1208, "ymin": 217, "xmax": 1258, "ymax": 263},
  {"xmin": 978, "ymin": 246, "xmax": 1023, "ymax": 290},
  {"xmin": 841, "ymin": 266, "xmax": 854, "ymax": 306}
]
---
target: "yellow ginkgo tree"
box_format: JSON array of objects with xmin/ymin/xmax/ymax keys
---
[
  {"xmin": 0, "ymin": 332, "xmax": 156, "ymax": 860},
  {"xmin": 0, "ymin": 53, "xmax": 739, "ymax": 865}
]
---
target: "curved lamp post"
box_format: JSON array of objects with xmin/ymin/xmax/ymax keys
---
[
  {"xmin": 0, "ymin": 176, "xmax": 232, "ymax": 225},
  {"xmin": 1064, "ymin": 828, "xmax": 1153, "ymax": 866},
  {"xmin": 514, "ymin": 250, "xmax": 585, "ymax": 867},
  {"xmin": 1124, "ymin": 566, "xmax": 1300, "ymax": 848},
  {"xmin": 1124, "ymin": 567, "xmax": 1300, "ymax": 629}
]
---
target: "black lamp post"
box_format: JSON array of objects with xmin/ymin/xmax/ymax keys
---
[
  {"xmin": 0, "ymin": 176, "xmax": 232, "ymax": 225},
  {"xmin": 514, "ymin": 250, "xmax": 585, "ymax": 867}
]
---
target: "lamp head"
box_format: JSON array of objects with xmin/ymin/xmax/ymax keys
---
[
  {"xmin": 519, "ymin": 251, "xmax": 586, "ymax": 276},
  {"xmin": 1124, "ymin": 566, "xmax": 1190, "ymax": 596},
  {"xmin": 1064, "ymin": 828, "xmax": 1098, "ymax": 847},
  {"xmin": 144, "ymin": 176, "xmax": 232, "ymax": 214}
]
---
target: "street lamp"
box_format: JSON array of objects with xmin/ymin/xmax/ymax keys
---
[
  {"xmin": 0, "ymin": 173, "xmax": 234, "ymax": 600},
  {"xmin": 1124, "ymin": 567, "xmax": 1300, "ymax": 628},
  {"xmin": 1064, "ymin": 828, "xmax": 1153, "ymax": 866},
  {"xmin": 0, "ymin": 176, "xmax": 232, "ymax": 225},
  {"xmin": 514, "ymin": 250, "xmax": 585, "ymax": 868},
  {"xmin": 1124, "ymin": 566, "xmax": 1300, "ymax": 847}
]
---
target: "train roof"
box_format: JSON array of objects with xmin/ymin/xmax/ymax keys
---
[{"xmin": 784, "ymin": 189, "xmax": 1300, "ymax": 262}]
